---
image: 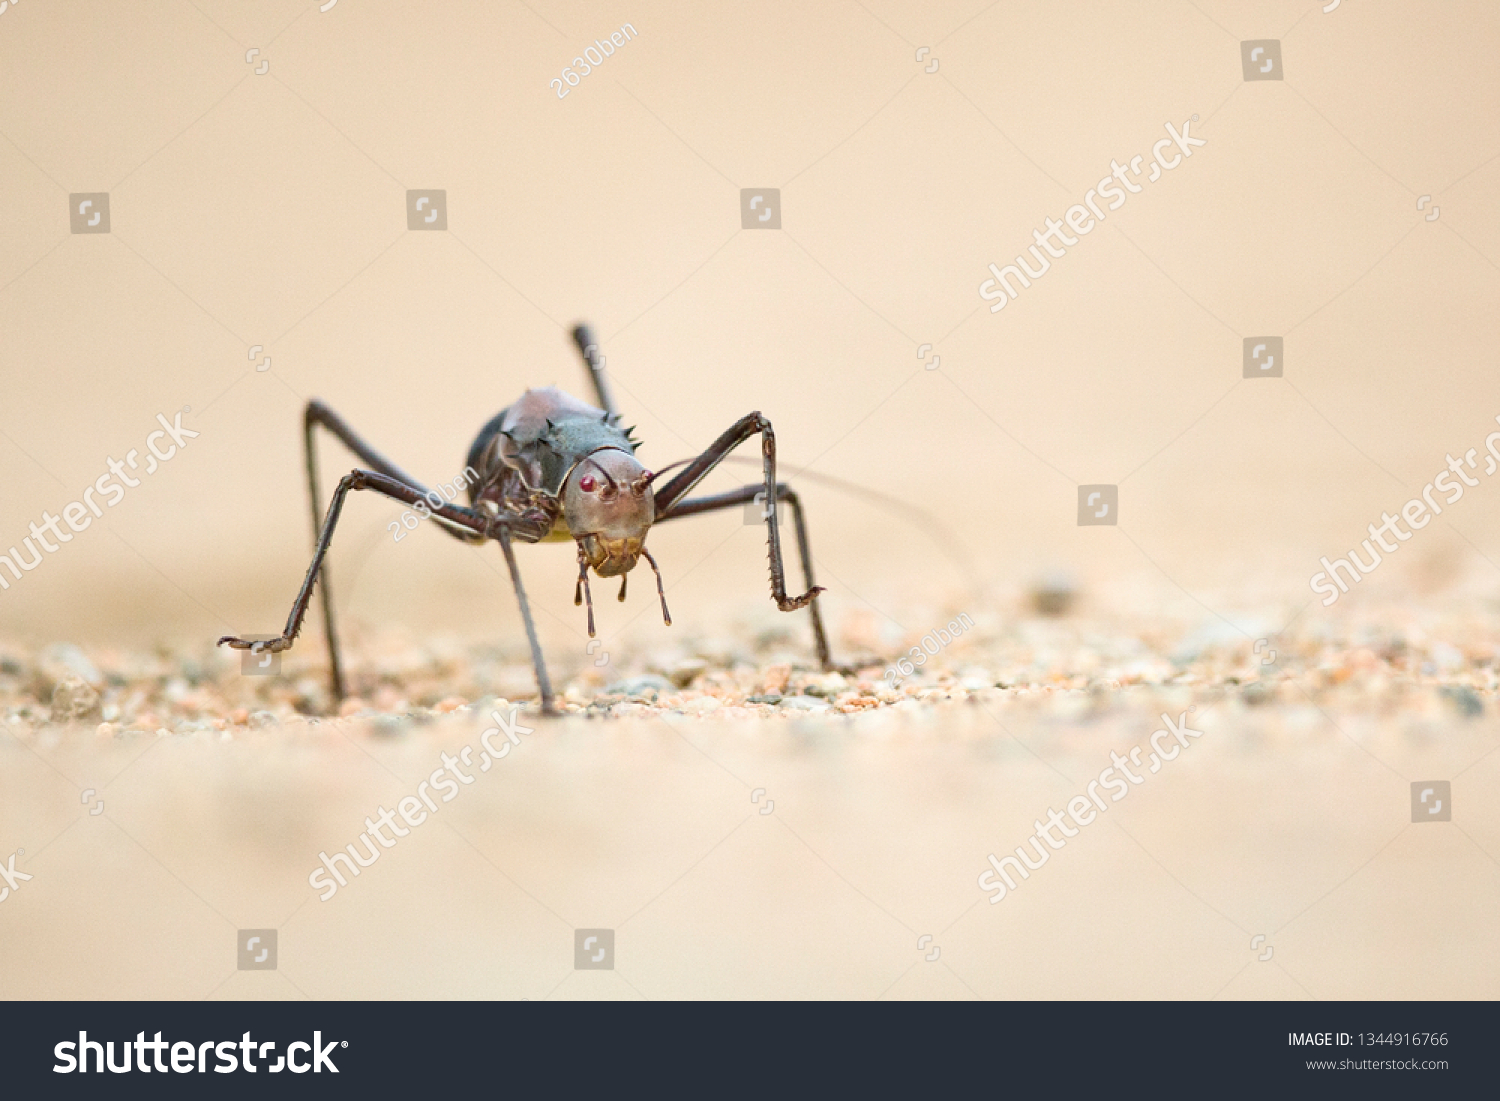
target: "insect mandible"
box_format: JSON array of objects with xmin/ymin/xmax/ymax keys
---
[{"xmin": 216, "ymin": 325, "xmax": 833, "ymax": 714}]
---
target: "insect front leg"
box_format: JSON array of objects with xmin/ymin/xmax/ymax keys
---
[
  {"xmin": 653, "ymin": 412, "xmax": 827, "ymax": 650},
  {"xmin": 218, "ymin": 470, "xmax": 494, "ymax": 704},
  {"xmin": 654, "ymin": 480, "xmax": 833, "ymax": 670}
]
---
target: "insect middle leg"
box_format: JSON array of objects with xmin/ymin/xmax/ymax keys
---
[{"xmin": 655, "ymin": 481, "xmax": 833, "ymax": 670}]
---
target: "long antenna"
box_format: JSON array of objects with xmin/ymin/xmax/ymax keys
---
[{"xmin": 714, "ymin": 454, "xmax": 984, "ymax": 603}]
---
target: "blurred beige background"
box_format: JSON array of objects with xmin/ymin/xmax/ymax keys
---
[{"xmin": 1, "ymin": 0, "xmax": 1497, "ymax": 657}]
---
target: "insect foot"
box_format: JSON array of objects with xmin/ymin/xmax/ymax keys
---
[
  {"xmin": 220, "ymin": 635, "xmax": 288, "ymax": 676},
  {"xmin": 775, "ymin": 586, "xmax": 825, "ymax": 612},
  {"xmin": 218, "ymin": 634, "xmax": 290, "ymax": 652}
]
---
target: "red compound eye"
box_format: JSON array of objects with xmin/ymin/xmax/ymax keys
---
[{"xmin": 578, "ymin": 475, "xmax": 596, "ymax": 492}]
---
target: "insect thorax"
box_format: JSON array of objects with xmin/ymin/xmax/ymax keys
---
[{"xmin": 464, "ymin": 387, "xmax": 637, "ymax": 542}]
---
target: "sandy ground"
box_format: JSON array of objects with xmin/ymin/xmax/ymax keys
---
[{"xmin": 2, "ymin": 598, "xmax": 1497, "ymax": 1000}]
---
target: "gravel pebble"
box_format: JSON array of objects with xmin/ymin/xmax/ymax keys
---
[
  {"xmin": 1440, "ymin": 686, "xmax": 1483, "ymax": 718},
  {"xmin": 1030, "ymin": 571, "xmax": 1077, "ymax": 616},
  {"xmin": 36, "ymin": 643, "xmax": 103, "ymax": 693},
  {"xmin": 779, "ymin": 695, "xmax": 831, "ymax": 712},
  {"xmin": 667, "ymin": 659, "xmax": 708, "ymax": 688},
  {"xmin": 51, "ymin": 676, "xmax": 100, "ymax": 722},
  {"xmin": 607, "ymin": 674, "xmax": 673, "ymax": 699},
  {"xmin": 802, "ymin": 672, "xmax": 848, "ymax": 697},
  {"xmin": 0, "ymin": 604, "xmax": 1494, "ymax": 730}
]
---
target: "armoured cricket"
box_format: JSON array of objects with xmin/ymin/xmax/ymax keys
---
[{"xmin": 217, "ymin": 325, "xmax": 833, "ymax": 714}]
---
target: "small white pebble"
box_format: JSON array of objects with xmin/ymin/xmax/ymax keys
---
[{"xmin": 780, "ymin": 696, "xmax": 830, "ymax": 712}]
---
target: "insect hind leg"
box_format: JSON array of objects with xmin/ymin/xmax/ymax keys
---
[{"xmin": 570, "ymin": 323, "xmax": 620, "ymax": 422}]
